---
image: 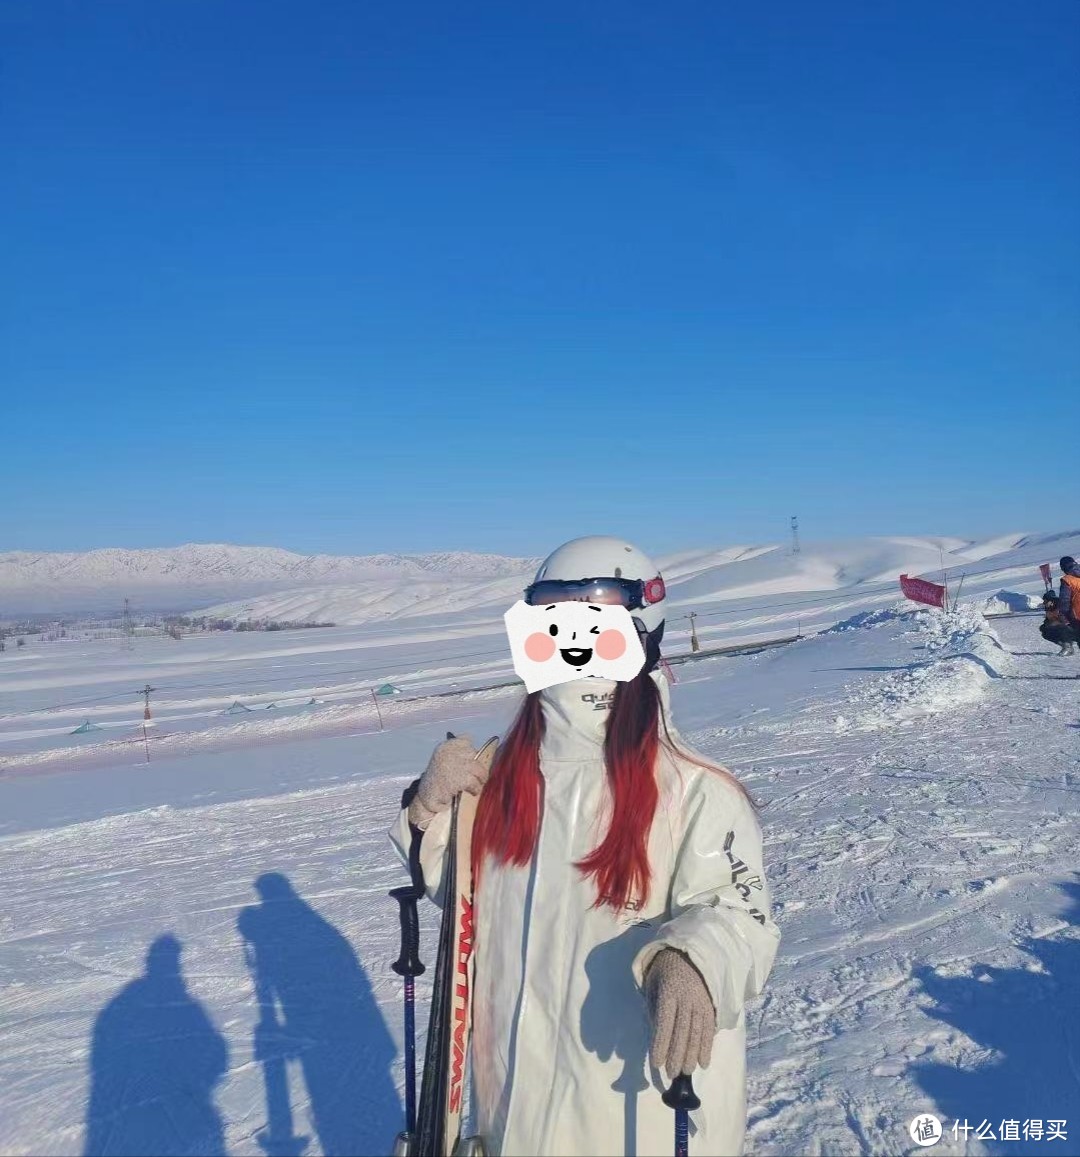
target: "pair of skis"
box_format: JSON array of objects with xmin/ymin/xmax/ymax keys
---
[{"xmin": 391, "ymin": 734, "xmax": 496, "ymax": 1157}]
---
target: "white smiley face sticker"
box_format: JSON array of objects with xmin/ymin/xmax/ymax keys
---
[{"xmin": 504, "ymin": 600, "xmax": 647, "ymax": 693}]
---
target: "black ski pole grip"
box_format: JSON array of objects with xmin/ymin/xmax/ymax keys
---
[
  {"xmin": 390, "ymin": 886, "xmax": 426, "ymax": 978},
  {"xmin": 662, "ymin": 1073, "xmax": 701, "ymax": 1112}
]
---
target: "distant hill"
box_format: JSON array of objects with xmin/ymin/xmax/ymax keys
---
[
  {"xmin": 2, "ymin": 532, "xmax": 1075, "ymax": 622},
  {"xmin": 0, "ymin": 544, "xmax": 540, "ymax": 614}
]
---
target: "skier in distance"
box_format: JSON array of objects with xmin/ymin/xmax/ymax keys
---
[{"xmin": 391, "ymin": 535, "xmax": 780, "ymax": 1156}]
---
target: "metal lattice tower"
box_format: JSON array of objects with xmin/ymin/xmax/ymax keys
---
[{"xmin": 791, "ymin": 516, "xmax": 801, "ymax": 556}]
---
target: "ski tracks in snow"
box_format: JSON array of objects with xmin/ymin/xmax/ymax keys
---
[{"xmin": 718, "ymin": 617, "xmax": 1080, "ymax": 1156}]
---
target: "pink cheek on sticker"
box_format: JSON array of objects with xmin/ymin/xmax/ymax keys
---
[
  {"xmin": 524, "ymin": 632, "xmax": 557, "ymax": 662},
  {"xmin": 595, "ymin": 630, "xmax": 627, "ymax": 661}
]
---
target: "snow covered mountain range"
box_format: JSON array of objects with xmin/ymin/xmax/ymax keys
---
[
  {"xmin": 0, "ymin": 544, "xmax": 541, "ymax": 614},
  {"xmin": 1, "ymin": 531, "xmax": 1076, "ymax": 620}
]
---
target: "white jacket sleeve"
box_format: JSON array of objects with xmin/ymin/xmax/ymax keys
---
[
  {"xmin": 633, "ymin": 771, "xmax": 781, "ymax": 1030},
  {"xmin": 388, "ymin": 803, "xmax": 455, "ymax": 906}
]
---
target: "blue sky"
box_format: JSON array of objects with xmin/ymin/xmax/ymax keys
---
[{"xmin": 3, "ymin": 2, "xmax": 1078, "ymax": 558}]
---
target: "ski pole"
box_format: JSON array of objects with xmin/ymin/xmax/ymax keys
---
[
  {"xmin": 662, "ymin": 1073, "xmax": 700, "ymax": 1157},
  {"xmin": 391, "ymin": 766, "xmax": 429, "ymax": 1144},
  {"xmin": 391, "ymin": 753, "xmax": 430, "ymax": 1152},
  {"xmin": 391, "ymin": 883, "xmax": 425, "ymax": 1134},
  {"xmin": 392, "ymin": 732, "xmax": 462, "ymax": 1154}
]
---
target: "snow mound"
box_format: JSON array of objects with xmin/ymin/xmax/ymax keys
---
[
  {"xmin": 838, "ymin": 607, "xmax": 1011, "ymax": 732},
  {"xmin": 920, "ymin": 604, "xmax": 1004, "ymax": 653},
  {"xmin": 982, "ymin": 589, "xmax": 1043, "ymax": 615},
  {"xmin": 824, "ymin": 605, "xmax": 916, "ymax": 634}
]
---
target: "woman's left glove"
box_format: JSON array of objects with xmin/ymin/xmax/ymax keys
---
[
  {"xmin": 408, "ymin": 734, "xmax": 497, "ymax": 830},
  {"xmin": 644, "ymin": 948, "xmax": 716, "ymax": 1077}
]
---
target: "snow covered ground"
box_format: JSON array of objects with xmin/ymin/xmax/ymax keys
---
[{"xmin": 2, "ymin": 535, "xmax": 1078, "ymax": 1157}]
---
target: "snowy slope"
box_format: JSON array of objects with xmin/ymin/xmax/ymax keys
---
[
  {"xmin": 203, "ymin": 530, "xmax": 1079, "ymax": 627},
  {"xmin": 200, "ymin": 573, "xmax": 533, "ymax": 629},
  {"xmin": 2, "ymin": 605, "xmax": 1078, "ymax": 1157}
]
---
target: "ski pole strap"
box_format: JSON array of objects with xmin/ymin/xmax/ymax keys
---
[
  {"xmin": 400, "ymin": 777, "xmax": 428, "ymax": 893},
  {"xmin": 401, "ymin": 778, "xmax": 422, "ymax": 811}
]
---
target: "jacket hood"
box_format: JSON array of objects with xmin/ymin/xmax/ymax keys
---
[{"xmin": 538, "ymin": 669, "xmax": 673, "ymax": 763}]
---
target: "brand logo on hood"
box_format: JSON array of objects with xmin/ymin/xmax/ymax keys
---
[{"xmin": 580, "ymin": 690, "xmax": 616, "ymax": 711}]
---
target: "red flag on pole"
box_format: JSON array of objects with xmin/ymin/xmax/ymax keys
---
[
  {"xmin": 899, "ymin": 574, "xmax": 947, "ymax": 609},
  {"xmin": 1040, "ymin": 563, "xmax": 1052, "ymax": 589}
]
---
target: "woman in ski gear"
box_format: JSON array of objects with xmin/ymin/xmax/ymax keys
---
[{"xmin": 392, "ymin": 536, "xmax": 780, "ymax": 1157}]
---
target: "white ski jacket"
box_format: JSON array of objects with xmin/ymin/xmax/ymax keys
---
[{"xmin": 390, "ymin": 672, "xmax": 780, "ymax": 1157}]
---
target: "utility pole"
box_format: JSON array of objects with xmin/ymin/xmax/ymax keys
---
[
  {"xmin": 790, "ymin": 516, "xmax": 801, "ymax": 556},
  {"xmin": 688, "ymin": 612, "xmax": 700, "ymax": 653},
  {"xmin": 139, "ymin": 683, "xmax": 156, "ymax": 763}
]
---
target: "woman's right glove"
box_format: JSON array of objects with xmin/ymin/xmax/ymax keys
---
[
  {"xmin": 644, "ymin": 947, "xmax": 716, "ymax": 1077},
  {"xmin": 408, "ymin": 735, "xmax": 498, "ymax": 829}
]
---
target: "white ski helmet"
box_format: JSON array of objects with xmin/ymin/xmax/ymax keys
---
[{"xmin": 526, "ymin": 535, "xmax": 668, "ymax": 666}]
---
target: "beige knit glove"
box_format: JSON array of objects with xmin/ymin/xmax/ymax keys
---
[
  {"xmin": 408, "ymin": 735, "xmax": 498, "ymax": 829},
  {"xmin": 644, "ymin": 948, "xmax": 716, "ymax": 1077}
]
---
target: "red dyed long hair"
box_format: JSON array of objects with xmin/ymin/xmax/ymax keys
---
[{"xmin": 472, "ymin": 670, "xmax": 753, "ymax": 911}]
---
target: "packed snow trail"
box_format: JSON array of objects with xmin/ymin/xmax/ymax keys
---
[{"xmin": 0, "ymin": 612, "xmax": 1077, "ymax": 1156}]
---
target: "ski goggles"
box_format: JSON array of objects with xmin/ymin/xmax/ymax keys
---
[{"xmin": 523, "ymin": 574, "xmax": 666, "ymax": 611}]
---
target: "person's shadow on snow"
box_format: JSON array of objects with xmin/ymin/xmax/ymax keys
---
[
  {"xmin": 83, "ymin": 934, "xmax": 228, "ymax": 1157},
  {"xmin": 580, "ymin": 922, "xmax": 660, "ymax": 1157},
  {"xmin": 912, "ymin": 875, "xmax": 1080, "ymax": 1156},
  {"xmin": 237, "ymin": 872, "xmax": 398, "ymax": 1157}
]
